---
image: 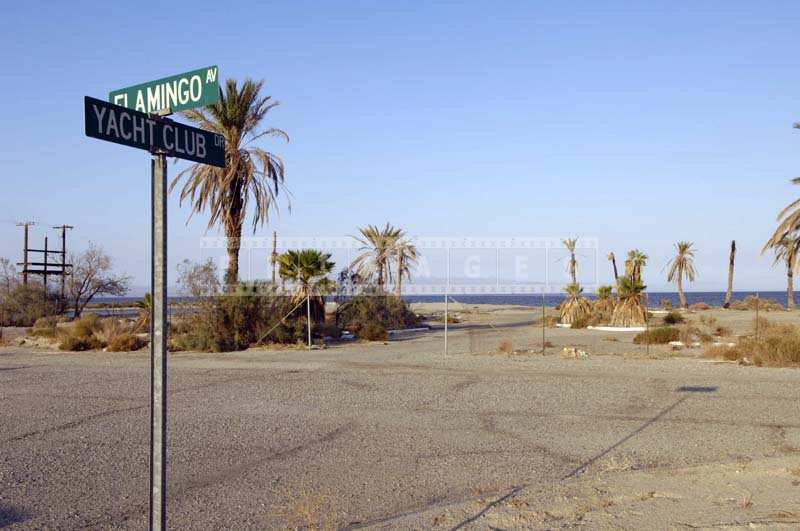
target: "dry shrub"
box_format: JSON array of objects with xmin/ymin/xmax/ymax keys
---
[
  {"xmin": 660, "ymin": 298, "xmax": 673, "ymax": 310},
  {"xmin": 689, "ymin": 302, "xmax": 711, "ymax": 311},
  {"xmin": 272, "ymin": 483, "xmax": 341, "ymax": 530},
  {"xmin": 58, "ymin": 334, "xmax": 103, "ymax": 351},
  {"xmin": 497, "ymin": 339, "xmax": 513, "ymax": 354},
  {"xmin": 663, "ymin": 310, "xmax": 684, "ymax": 325},
  {"xmin": 705, "ymin": 319, "xmax": 800, "ymax": 366},
  {"xmin": 730, "ymin": 295, "xmax": 783, "ymax": 311},
  {"xmin": 633, "ymin": 327, "xmax": 680, "ymax": 344},
  {"xmin": 359, "ymin": 322, "xmax": 388, "ymax": 341},
  {"xmin": 106, "ymin": 333, "xmax": 145, "ymax": 352},
  {"xmin": 93, "ymin": 319, "xmax": 130, "ymax": 344}
]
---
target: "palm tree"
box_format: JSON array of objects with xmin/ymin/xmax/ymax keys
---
[
  {"xmin": 278, "ymin": 249, "xmax": 335, "ymax": 322},
  {"xmin": 763, "ymin": 234, "xmax": 799, "ymax": 310},
  {"xmin": 666, "ymin": 241, "xmax": 697, "ymax": 309},
  {"xmin": 562, "ymin": 238, "xmax": 578, "ymax": 284},
  {"xmin": 393, "ymin": 239, "xmax": 418, "ymax": 299},
  {"xmin": 560, "ymin": 283, "xmax": 591, "ymax": 325},
  {"xmin": 765, "ymin": 177, "xmax": 800, "ymax": 248},
  {"xmin": 611, "ymin": 277, "xmax": 647, "ymax": 327},
  {"xmin": 351, "ymin": 224, "xmax": 404, "ymax": 291},
  {"xmin": 724, "ymin": 240, "xmax": 736, "ymax": 308},
  {"xmin": 625, "ymin": 249, "xmax": 648, "ymax": 283},
  {"xmin": 593, "ymin": 285, "xmax": 615, "ymax": 321},
  {"xmin": 170, "ymin": 79, "xmax": 289, "ymax": 287},
  {"xmin": 607, "ymin": 252, "xmax": 619, "ymax": 282}
]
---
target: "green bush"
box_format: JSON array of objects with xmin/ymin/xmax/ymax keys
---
[
  {"xmin": 175, "ymin": 286, "xmax": 307, "ymax": 352},
  {"xmin": 0, "ymin": 284, "xmax": 60, "ymax": 327},
  {"xmin": 633, "ymin": 326, "xmax": 680, "ymax": 344},
  {"xmin": 337, "ymin": 295, "xmax": 419, "ymax": 334},
  {"xmin": 359, "ymin": 322, "xmax": 388, "ymax": 341},
  {"xmin": 107, "ymin": 334, "xmax": 145, "ymax": 352},
  {"xmin": 663, "ymin": 310, "xmax": 684, "ymax": 325},
  {"xmin": 314, "ymin": 322, "xmax": 341, "ymax": 339}
]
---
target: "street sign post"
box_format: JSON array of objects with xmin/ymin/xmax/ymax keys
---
[
  {"xmin": 84, "ymin": 96, "xmax": 225, "ymax": 167},
  {"xmin": 85, "ymin": 69, "xmax": 224, "ymax": 531},
  {"xmin": 109, "ymin": 65, "xmax": 220, "ymax": 114}
]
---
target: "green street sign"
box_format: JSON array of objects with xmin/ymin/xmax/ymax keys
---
[{"xmin": 109, "ymin": 65, "xmax": 220, "ymax": 114}]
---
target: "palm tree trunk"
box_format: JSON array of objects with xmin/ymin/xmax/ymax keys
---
[
  {"xmin": 570, "ymin": 253, "xmax": 577, "ymax": 284},
  {"xmin": 395, "ymin": 252, "xmax": 402, "ymax": 299},
  {"xmin": 609, "ymin": 254, "xmax": 618, "ymax": 282},
  {"xmin": 788, "ymin": 267, "xmax": 795, "ymax": 310},
  {"xmin": 224, "ymin": 224, "xmax": 242, "ymax": 289},
  {"xmin": 677, "ymin": 275, "xmax": 687, "ymax": 308},
  {"xmin": 723, "ymin": 240, "xmax": 735, "ymax": 308},
  {"xmin": 377, "ymin": 261, "xmax": 384, "ymax": 292}
]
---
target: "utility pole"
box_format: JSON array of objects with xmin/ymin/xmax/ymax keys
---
[
  {"xmin": 53, "ymin": 225, "xmax": 74, "ymax": 301},
  {"xmin": 16, "ymin": 221, "xmax": 35, "ymax": 286}
]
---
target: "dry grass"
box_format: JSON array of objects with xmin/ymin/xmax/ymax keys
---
[
  {"xmin": 705, "ymin": 318, "xmax": 800, "ymax": 367},
  {"xmin": 272, "ymin": 483, "xmax": 341, "ymax": 530},
  {"xmin": 689, "ymin": 302, "xmax": 711, "ymax": 311},
  {"xmin": 729, "ymin": 295, "xmax": 784, "ymax": 312},
  {"xmin": 633, "ymin": 327, "xmax": 680, "ymax": 345}
]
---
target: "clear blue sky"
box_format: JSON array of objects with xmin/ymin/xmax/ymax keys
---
[{"xmin": 1, "ymin": 1, "xmax": 799, "ymax": 292}]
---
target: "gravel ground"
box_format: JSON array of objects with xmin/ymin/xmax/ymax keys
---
[{"xmin": 2, "ymin": 309, "xmax": 800, "ymax": 529}]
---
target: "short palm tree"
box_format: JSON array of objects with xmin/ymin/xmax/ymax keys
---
[
  {"xmin": 392, "ymin": 238, "xmax": 418, "ymax": 299},
  {"xmin": 611, "ymin": 277, "xmax": 647, "ymax": 327},
  {"xmin": 278, "ymin": 249, "xmax": 335, "ymax": 322},
  {"xmin": 351, "ymin": 224, "xmax": 404, "ymax": 292},
  {"xmin": 593, "ymin": 285, "xmax": 615, "ymax": 320},
  {"xmin": 560, "ymin": 283, "xmax": 591, "ymax": 325},
  {"xmin": 763, "ymin": 234, "xmax": 799, "ymax": 310},
  {"xmin": 170, "ymin": 79, "xmax": 289, "ymax": 287},
  {"xmin": 666, "ymin": 241, "xmax": 697, "ymax": 309},
  {"xmin": 562, "ymin": 238, "xmax": 578, "ymax": 284}
]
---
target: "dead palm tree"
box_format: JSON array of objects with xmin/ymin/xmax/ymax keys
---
[
  {"xmin": 351, "ymin": 224, "xmax": 403, "ymax": 292},
  {"xmin": 393, "ymin": 239, "xmax": 418, "ymax": 299},
  {"xmin": 666, "ymin": 241, "xmax": 697, "ymax": 309},
  {"xmin": 723, "ymin": 240, "xmax": 736, "ymax": 308},
  {"xmin": 560, "ymin": 283, "xmax": 591, "ymax": 325},
  {"xmin": 763, "ymin": 234, "xmax": 799, "ymax": 310},
  {"xmin": 562, "ymin": 238, "xmax": 578, "ymax": 284},
  {"xmin": 170, "ymin": 78, "xmax": 289, "ymax": 287},
  {"xmin": 607, "ymin": 252, "xmax": 619, "ymax": 282}
]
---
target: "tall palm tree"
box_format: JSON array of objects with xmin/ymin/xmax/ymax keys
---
[
  {"xmin": 607, "ymin": 252, "xmax": 619, "ymax": 282},
  {"xmin": 278, "ymin": 249, "xmax": 335, "ymax": 321},
  {"xmin": 625, "ymin": 249, "xmax": 648, "ymax": 283},
  {"xmin": 351, "ymin": 224, "xmax": 403, "ymax": 291},
  {"xmin": 763, "ymin": 234, "xmax": 799, "ymax": 310},
  {"xmin": 170, "ymin": 79, "xmax": 289, "ymax": 287},
  {"xmin": 765, "ymin": 177, "xmax": 800, "ymax": 248},
  {"xmin": 724, "ymin": 240, "xmax": 736, "ymax": 308},
  {"xmin": 393, "ymin": 238, "xmax": 418, "ymax": 299},
  {"xmin": 666, "ymin": 241, "xmax": 697, "ymax": 309},
  {"xmin": 562, "ymin": 238, "xmax": 578, "ymax": 284}
]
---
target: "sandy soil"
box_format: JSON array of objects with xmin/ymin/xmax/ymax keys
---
[{"xmin": 2, "ymin": 304, "xmax": 800, "ymax": 529}]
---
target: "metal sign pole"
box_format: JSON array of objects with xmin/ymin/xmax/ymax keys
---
[
  {"xmin": 150, "ymin": 152, "xmax": 168, "ymax": 531},
  {"xmin": 444, "ymin": 248, "xmax": 450, "ymax": 357}
]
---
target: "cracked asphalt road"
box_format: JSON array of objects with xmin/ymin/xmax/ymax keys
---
[{"xmin": 1, "ymin": 339, "xmax": 799, "ymax": 529}]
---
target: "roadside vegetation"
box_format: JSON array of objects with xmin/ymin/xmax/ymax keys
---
[{"xmin": 706, "ymin": 318, "xmax": 800, "ymax": 367}]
